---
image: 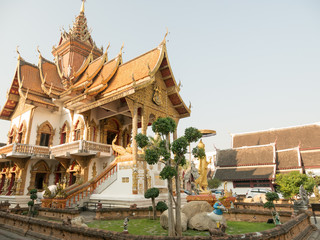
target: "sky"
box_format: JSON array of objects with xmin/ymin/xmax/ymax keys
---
[{"xmin": 0, "ymin": 0, "xmax": 320, "ymax": 151}]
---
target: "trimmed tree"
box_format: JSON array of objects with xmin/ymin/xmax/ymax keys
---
[
  {"xmin": 136, "ymin": 117, "xmax": 202, "ymax": 237},
  {"xmin": 263, "ymin": 192, "xmax": 280, "ymax": 225},
  {"xmin": 145, "ymin": 187, "xmax": 160, "ymax": 220},
  {"xmin": 28, "ymin": 189, "xmax": 38, "ymax": 217}
]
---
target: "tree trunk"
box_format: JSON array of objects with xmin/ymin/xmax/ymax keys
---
[
  {"xmin": 167, "ymin": 178, "xmax": 175, "ymax": 236},
  {"xmin": 166, "ymin": 133, "xmax": 175, "ymax": 236},
  {"xmin": 175, "ymin": 165, "xmax": 182, "ymax": 236},
  {"xmin": 152, "ymin": 197, "xmax": 156, "ymax": 220}
]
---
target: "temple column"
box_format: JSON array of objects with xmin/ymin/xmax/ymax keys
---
[
  {"xmin": 141, "ymin": 107, "xmax": 150, "ymax": 193},
  {"xmin": 72, "ymin": 155, "xmax": 93, "ymax": 182},
  {"xmin": 132, "ymin": 101, "xmax": 138, "ymax": 166},
  {"xmin": 132, "ymin": 101, "xmax": 138, "ymax": 194}
]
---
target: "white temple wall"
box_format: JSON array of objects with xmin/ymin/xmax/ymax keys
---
[
  {"xmin": 99, "ymin": 168, "xmax": 132, "ymax": 196},
  {"xmin": 87, "ymin": 156, "xmax": 112, "ymax": 180},
  {"xmin": 10, "ymin": 110, "xmax": 31, "ymax": 142},
  {"xmin": 29, "ymin": 108, "xmax": 61, "ymax": 146}
]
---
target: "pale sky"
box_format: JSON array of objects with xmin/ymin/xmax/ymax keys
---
[{"xmin": 0, "ymin": 0, "xmax": 320, "ymax": 151}]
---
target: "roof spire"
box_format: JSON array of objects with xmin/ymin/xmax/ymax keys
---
[{"xmin": 80, "ymin": 0, "xmax": 85, "ymax": 13}]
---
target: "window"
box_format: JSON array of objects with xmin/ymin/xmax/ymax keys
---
[
  {"xmin": 36, "ymin": 121, "xmax": 54, "ymax": 146},
  {"xmin": 74, "ymin": 129, "xmax": 81, "ymax": 141},
  {"xmin": 234, "ymin": 181, "xmax": 251, "ymax": 188},
  {"xmin": 40, "ymin": 133, "xmax": 50, "ymax": 146}
]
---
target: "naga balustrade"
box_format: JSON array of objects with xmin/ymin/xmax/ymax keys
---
[{"xmin": 50, "ymin": 160, "xmax": 119, "ymax": 209}]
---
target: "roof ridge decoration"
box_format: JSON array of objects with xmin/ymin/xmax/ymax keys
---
[
  {"xmin": 69, "ymin": 0, "xmax": 93, "ymax": 45},
  {"xmin": 71, "ymin": 43, "xmax": 110, "ymax": 92},
  {"xmin": 72, "ymin": 47, "xmax": 94, "ymax": 80}
]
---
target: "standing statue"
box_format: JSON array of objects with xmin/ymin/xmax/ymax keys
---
[
  {"xmin": 293, "ymin": 185, "xmax": 309, "ymax": 213},
  {"xmin": 123, "ymin": 217, "xmax": 129, "ymax": 234},
  {"xmin": 194, "ymin": 140, "xmax": 211, "ymax": 193}
]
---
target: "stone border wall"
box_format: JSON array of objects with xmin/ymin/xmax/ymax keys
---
[
  {"xmin": 95, "ymin": 207, "xmax": 162, "ymax": 220},
  {"xmin": 0, "ymin": 211, "xmax": 316, "ymax": 240},
  {"xmin": 38, "ymin": 208, "xmax": 80, "ymax": 220}
]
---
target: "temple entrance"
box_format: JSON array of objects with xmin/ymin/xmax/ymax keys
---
[
  {"xmin": 28, "ymin": 160, "xmax": 50, "ymax": 192},
  {"xmin": 67, "ymin": 161, "xmax": 81, "ymax": 186},
  {"xmin": 35, "ymin": 173, "xmax": 46, "ymax": 189},
  {"xmin": 54, "ymin": 163, "xmax": 66, "ymax": 184},
  {"xmin": 107, "ymin": 131, "xmax": 117, "ymax": 145},
  {"xmin": 100, "ymin": 118, "xmax": 121, "ymax": 145}
]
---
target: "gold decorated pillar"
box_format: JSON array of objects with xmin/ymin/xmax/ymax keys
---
[
  {"xmin": 141, "ymin": 107, "xmax": 150, "ymax": 193},
  {"xmin": 132, "ymin": 101, "xmax": 138, "ymax": 166}
]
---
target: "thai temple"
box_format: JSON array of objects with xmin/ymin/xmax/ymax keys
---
[
  {"xmin": 0, "ymin": 1, "xmax": 190, "ymax": 208},
  {"xmin": 214, "ymin": 123, "xmax": 320, "ymax": 195}
]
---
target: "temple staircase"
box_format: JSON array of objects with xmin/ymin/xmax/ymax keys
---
[{"xmin": 43, "ymin": 157, "xmax": 121, "ymax": 209}]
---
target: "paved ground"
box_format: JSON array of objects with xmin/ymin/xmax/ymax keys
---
[{"xmin": 308, "ymin": 216, "xmax": 320, "ymax": 240}]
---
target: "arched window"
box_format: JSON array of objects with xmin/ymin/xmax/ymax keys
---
[
  {"xmin": 17, "ymin": 121, "xmax": 27, "ymax": 144},
  {"xmin": 36, "ymin": 121, "xmax": 55, "ymax": 146},
  {"xmin": 60, "ymin": 121, "xmax": 70, "ymax": 144},
  {"xmin": 73, "ymin": 117, "xmax": 84, "ymax": 141},
  {"xmin": 8, "ymin": 125, "xmax": 17, "ymax": 144}
]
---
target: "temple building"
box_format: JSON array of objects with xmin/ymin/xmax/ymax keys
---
[
  {"xmin": 214, "ymin": 123, "xmax": 320, "ymax": 195},
  {"xmin": 0, "ymin": 1, "xmax": 190, "ymax": 208}
]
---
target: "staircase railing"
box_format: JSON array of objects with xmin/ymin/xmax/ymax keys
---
[{"xmin": 49, "ymin": 159, "xmax": 119, "ymax": 209}]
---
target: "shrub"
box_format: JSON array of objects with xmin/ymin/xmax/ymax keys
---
[{"xmin": 156, "ymin": 201, "xmax": 168, "ymax": 212}]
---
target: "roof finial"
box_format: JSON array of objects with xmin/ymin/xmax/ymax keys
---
[
  {"xmin": 16, "ymin": 46, "xmax": 21, "ymax": 60},
  {"xmin": 37, "ymin": 46, "xmax": 41, "ymax": 57},
  {"xmin": 80, "ymin": 0, "xmax": 85, "ymax": 13},
  {"xmin": 162, "ymin": 28, "xmax": 169, "ymax": 44}
]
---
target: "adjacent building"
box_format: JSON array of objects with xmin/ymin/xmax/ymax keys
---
[{"xmin": 214, "ymin": 123, "xmax": 320, "ymax": 194}]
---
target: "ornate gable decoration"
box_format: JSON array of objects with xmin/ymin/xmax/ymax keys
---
[{"xmin": 152, "ymin": 83, "xmax": 162, "ymax": 106}]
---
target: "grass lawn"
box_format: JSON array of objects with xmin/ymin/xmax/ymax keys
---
[{"xmin": 87, "ymin": 218, "xmax": 275, "ymax": 236}]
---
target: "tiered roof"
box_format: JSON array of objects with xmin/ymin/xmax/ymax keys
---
[
  {"xmin": 232, "ymin": 123, "xmax": 320, "ymax": 150},
  {"xmin": 215, "ymin": 144, "xmax": 276, "ymax": 181},
  {"xmin": 0, "ymin": 2, "xmax": 190, "ymax": 120}
]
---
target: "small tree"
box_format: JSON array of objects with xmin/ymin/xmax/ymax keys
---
[
  {"xmin": 276, "ymin": 171, "xmax": 316, "ymax": 199},
  {"xmin": 264, "ymin": 192, "xmax": 280, "ymax": 225},
  {"xmin": 28, "ymin": 189, "xmax": 38, "ymax": 217},
  {"xmin": 136, "ymin": 117, "xmax": 202, "ymax": 237},
  {"xmin": 144, "ymin": 187, "xmax": 160, "ymax": 220},
  {"xmin": 156, "ymin": 201, "xmax": 168, "ymax": 212}
]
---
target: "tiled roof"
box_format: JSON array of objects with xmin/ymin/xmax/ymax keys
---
[
  {"xmin": 20, "ymin": 62, "xmax": 44, "ymax": 95},
  {"xmin": 214, "ymin": 166, "xmax": 275, "ymax": 181},
  {"xmin": 276, "ymin": 148, "xmax": 301, "ymax": 170},
  {"xmin": 86, "ymin": 57, "xmax": 120, "ymax": 95},
  {"xmin": 101, "ymin": 47, "xmax": 161, "ymax": 95},
  {"xmin": 40, "ymin": 58, "xmax": 64, "ymax": 91},
  {"xmin": 216, "ymin": 145, "xmax": 275, "ymax": 167},
  {"xmin": 73, "ymin": 54, "xmax": 105, "ymax": 89},
  {"xmin": 301, "ymin": 150, "xmax": 320, "ymax": 167},
  {"xmin": 232, "ymin": 124, "xmax": 320, "ymax": 150}
]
